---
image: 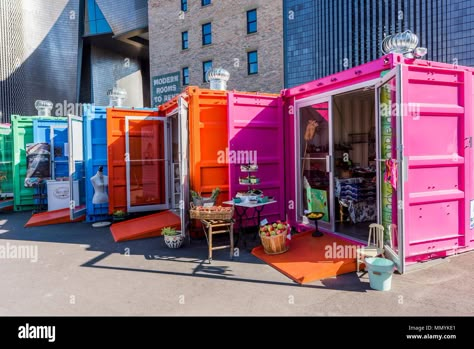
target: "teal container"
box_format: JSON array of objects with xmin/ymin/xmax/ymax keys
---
[
  {"xmin": 11, "ymin": 115, "xmax": 67, "ymax": 211},
  {"xmin": 365, "ymin": 257, "xmax": 395, "ymax": 291},
  {"xmin": 0, "ymin": 124, "xmax": 13, "ymax": 197}
]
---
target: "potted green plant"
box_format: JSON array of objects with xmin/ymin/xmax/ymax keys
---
[
  {"xmin": 112, "ymin": 209, "xmax": 127, "ymax": 222},
  {"xmin": 191, "ymin": 187, "xmax": 220, "ymax": 206},
  {"xmin": 161, "ymin": 226, "xmax": 184, "ymax": 248}
]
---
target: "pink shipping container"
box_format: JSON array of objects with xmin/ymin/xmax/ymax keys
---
[{"xmin": 282, "ymin": 53, "xmax": 474, "ymax": 273}]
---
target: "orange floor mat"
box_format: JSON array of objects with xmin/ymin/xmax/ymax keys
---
[
  {"xmin": 252, "ymin": 230, "xmax": 362, "ymax": 284},
  {"xmin": 110, "ymin": 210, "xmax": 181, "ymax": 242},
  {"xmin": 25, "ymin": 207, "xmax": 85, "ymax": 227}
]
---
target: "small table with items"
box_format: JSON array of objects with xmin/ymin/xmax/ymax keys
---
[{"xmin": 222, "ymin": 200, "xmax": 277, "ymax": 246}]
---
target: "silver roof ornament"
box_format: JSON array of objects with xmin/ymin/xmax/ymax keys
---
[
  {"xmin": 381, "ymin": 30, "xmax": 427, "ymax": 59},
  {"xmin": 207, "ymin": 67, "xmax": 230, "ymax": 90},
  {"xmin": 35, "ymin": 100, "xmax": 53, "ymax": 116},
  {"xmin": 107, "ymin": 85, "xmax": 127, "ymax": 107}
]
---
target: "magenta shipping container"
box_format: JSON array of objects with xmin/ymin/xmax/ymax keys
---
[{"xmin": 282, "ymin": 53, "xmax": 474, "ymax": 273}]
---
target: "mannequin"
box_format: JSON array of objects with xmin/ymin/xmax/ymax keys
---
[{"xmin": 91, "ymin": 166, "xmax": 108, "ymax": 204}]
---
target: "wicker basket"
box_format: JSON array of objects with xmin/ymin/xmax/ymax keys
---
[
  {"xmin": 260, "ymin": 229, "xmax": 289, "ymax": 255},
  {"xmin": 189, "ymin": 203, "xmax": 234, "ymax": 220}
]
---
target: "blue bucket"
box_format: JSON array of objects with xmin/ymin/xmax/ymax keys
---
[{"xmin": 365, "ymin": 257, "xmax": 394, "ymax": 291}]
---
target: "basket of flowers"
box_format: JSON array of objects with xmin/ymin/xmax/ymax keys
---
[{"xmin": 259, "ymin": 221, "xmax": 290, "ymax": 255}]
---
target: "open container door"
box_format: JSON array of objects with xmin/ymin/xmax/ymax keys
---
[
  {"xmin": 125, "ymin": 116, "xmax": 170, "ymax": 212},
  {"xmin": 399, "ymin": 63, "xmax": 470, "ymax": 264},
  {"xmin": 68, "ymin": 115, "xmax": 85, "ymax": 220},
  {"xmin": 178, "ymin": 97, "xmax": 190, "ymax": 237},
  {"xmin": 376, "ymin": 66, "xmax": 405, "ymax": 273}
]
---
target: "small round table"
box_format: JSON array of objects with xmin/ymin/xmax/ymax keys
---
[{"xmin": 306, "ymin": 212, "xmax": 324, "ymax": 237}]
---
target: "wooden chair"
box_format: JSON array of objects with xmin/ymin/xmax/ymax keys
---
[
  {"xmin": 357, "ymin": 223, "xmax": 385, "ymax": 272},
  {"xmin": 201, "ymin": 219, "xmax": 234, "ymax": 263}
]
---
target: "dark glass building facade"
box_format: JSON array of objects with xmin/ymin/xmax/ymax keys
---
[
  {"xmin": 284, "ymin": 0, "xmax": 472, "ymax": 88},
  {"xmin": 0, "ymin": 0, "xmax": 149, "ymax": 123}
]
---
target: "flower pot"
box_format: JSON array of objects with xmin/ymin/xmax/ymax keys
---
[{"xmin": 164, "ymin": 234, "xmax": 184, "ymax": 248}]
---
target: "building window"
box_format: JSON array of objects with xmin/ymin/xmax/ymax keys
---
[
  {"xmin": 181, "ymin": 0, "xmax": 187, "ymax": 12},
  {"xmin": 247, "ymin": 9, "xmax": 257, "ymax": 34},
  {"xmin": 203, "ymin": 60, "xmax": 212, "ymax": 82},
  {"xmin": 84, "ymin": 0, "xmax": 112, "ymax": 35},
  {"xmin": 201, "ymin": 0, "xmax": 211, "ymax": 6},
  {"xmin": 181, "ymin": 31, "xmax": 188, "ymax": 50},
  {"xmin": 248, "ymin": 51, "xmax": 258, "ymax": 75},
  {"xmin": 182, "ymin": 67, "xmax": 189, "ymax": 86},
  {"xmin": 202, "ymin": 23, "xmax": 212, "ymax": 45}
]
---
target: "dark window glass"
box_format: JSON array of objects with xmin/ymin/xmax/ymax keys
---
[
  {"xmin": 182, "ymin": 67, "xmax": 189, "ymax": 86},
  {"xmin": 181, "ymin": 0, "xmax": 187, "ymax": 12},
  {"xmin": 84, "ymin": 0, "xmax": 112, "ymax": 35},
  {"xmin": 248, "ymin": 51, "xmax": 258, "ymax": 75},
  {"xmin": 247, "ymin": 9, "xmax": 257, "ymax": 34},
  {"xmin": 202, "ymin": 0, "xmax": 211, "ymax": 6},
  {"xmin": 182, "ymin": 31, "xmax": 188, "ymax": 50},
  {"xmin": 203, "ymin": 60, "xmax": 212, "ymax": 82},
  {"xmin": 202, "ymin": 22, "xmax": 212, "ymax": 45}
]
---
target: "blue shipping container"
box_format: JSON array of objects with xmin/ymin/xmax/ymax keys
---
[{"xmin": 83, "ymin": 105, "xmax": 110, "ymax": 222}]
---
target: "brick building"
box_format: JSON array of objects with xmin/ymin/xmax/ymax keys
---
[{"xmin": 148, "ymin": 0, "xmax": 283, "ymax": 105}]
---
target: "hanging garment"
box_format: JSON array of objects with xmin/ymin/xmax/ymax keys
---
[{"xmin": 384, "ymin": 159, "xmax": 398, "ymax": 190}]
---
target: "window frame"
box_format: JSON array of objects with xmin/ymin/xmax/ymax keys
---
[
  {"xmin": 181, "ymin": 31, "xmax": 189, "ymax": 50},
  {"xmin": 247, "ymin": 9, "xmax": 257, "ymax": 34},
  {"xmin": 182, "ymin": 67, "xmax": 190, "ymax": 86},
  {"xmin": 202, "ymin": 60, "xmax": 213, "ymax": 82},
  {"xmin": 202, "ymin": 22, "xmax": 212, "ymax": 46},
  {"xmin": 181, "ymin": 0, "xmax": 187, "ymax": 12},
  {"xmin": 247, "ymin": 50, "xmax": 258, "ymax": 75}
]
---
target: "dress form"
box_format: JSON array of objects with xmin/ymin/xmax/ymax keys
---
[{"xmin": 91, "ymin": 166, "xmax": 108, "ymax": 204}]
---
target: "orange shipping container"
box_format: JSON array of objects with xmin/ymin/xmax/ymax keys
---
[
  {"xmin": 160, "ymin": 87, "xmax": 229, "ymax": 204},
  {"xmin": 106, "ymin": 107, "xmax": 162, "ymax": 214}
]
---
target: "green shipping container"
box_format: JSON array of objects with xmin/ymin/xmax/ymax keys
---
[{"xmin": 0, "ymin": 124, "xmax": 13, "ymax": 198}]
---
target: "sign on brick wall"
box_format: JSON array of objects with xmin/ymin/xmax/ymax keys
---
[{"xmin": 151, "ymin": 72, "xmax": 181, "ymax": 107}]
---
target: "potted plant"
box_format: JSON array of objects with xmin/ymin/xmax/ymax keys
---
[
  {"xmin": 161, "ymin": 226, "xmax": 184, "ymax": 248},
  {"xmin": 191, "ymin": 187, "xmax": 220, "ymax": 206},
  {"xmin": 112, "ymin": 209, "xmax": 127, "ymax": 222}
]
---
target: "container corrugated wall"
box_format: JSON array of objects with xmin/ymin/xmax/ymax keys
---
[
  {"xmin": 84, "ymin": 105, "xmax": 109, "ymax": 222},
  {"xmin": 11, "ymin": 115, "xmax": 67, "ymax": 211},
  {"xmin": 188, "ymin": 88, "xmax": 229, "ymax": 203},
  {"xmin": 0, "ymin": 124, "xmax": 13, "ymax": 196},
  {"xmin": 159, "ymin": 87, "xmax": 230, "ymax": 204},
  {"xmin": 227, "ymin": 92, "xmax": 285, "ymax": 224},
  {"xmin": 106, "ymin": 107, "xmax": 159, "ymax": 214},
  {"xmin": 33, "ymin": 119, "xmax": 69, "ymax": 178}
]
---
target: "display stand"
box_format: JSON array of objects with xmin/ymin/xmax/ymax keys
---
[{"xmin": 238, "ymin": 164, "xmax": 260, "ymax": 194}]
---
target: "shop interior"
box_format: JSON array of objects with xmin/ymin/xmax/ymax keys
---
[
  {"xmin": 332, "ymin": 88, "xmax": 377, "ymax": 240},
  {"xmin": 300, "ymin": 87, "xmax": 377, "ymax": 242}
]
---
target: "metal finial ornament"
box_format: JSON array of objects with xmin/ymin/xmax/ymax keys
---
[
  {"xmin": 381, "ymin": 30, "xmax": 427, "ymax": 59},
  {"xmin": 207, "ymin": 67, "xmax": 230, "ymax": 90},
  {"xmin": 107, "ymin": 85, "xmax": 127, "ymax": 107},
  {"xmin": 35, "ymin": 100, "xmax": 53, "ymax": 116}
]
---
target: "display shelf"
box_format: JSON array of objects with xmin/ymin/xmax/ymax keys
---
[
  {"xmin": 172, "ymin": 163, "xmax": 180, "ymax": 209},
  {"xmin": 238, "ymin": 163, "xmax": 260, "ymax": 192}
]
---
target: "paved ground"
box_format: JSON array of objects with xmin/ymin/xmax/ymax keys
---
[{"xmin": 1, "ymin": 211, "xmax": 473, "ymax": 316}]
